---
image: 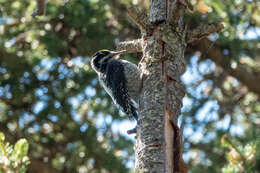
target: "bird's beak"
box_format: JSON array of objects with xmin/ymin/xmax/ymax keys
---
[{"xmin": 110, "ymin": 50, "xmax": 127, "ymax": 59}]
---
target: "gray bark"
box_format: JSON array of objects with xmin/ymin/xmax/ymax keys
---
[
  {"xmin": 136, "ymin": 11, "xmax": 186, "ymax": 173},
  {"xmin": 117, "ymin": 0, "xmax": 222, "ymax": 172}
]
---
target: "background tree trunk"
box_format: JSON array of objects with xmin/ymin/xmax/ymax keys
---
[{"xmin": 117, "ymin": 0, "xmax": 222, "ymax": 172}]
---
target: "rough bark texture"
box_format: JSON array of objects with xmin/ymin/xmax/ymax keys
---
[
  {"xmin": 136, "ymin": 24, "xmax": 186, "ymax": 172},
  {"xmin": 149, "ymin": 0, "xmax": 167, "ymax": 24},
  {"xmin": 117, "ymin": 0, "xmax": 223, "ymax": 172}
]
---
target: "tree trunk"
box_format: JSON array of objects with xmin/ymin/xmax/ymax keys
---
[
  {"xmin": 135, "ymin": 1, "xmax": 186, "ymax": 172},
  {"xmin": 117, "ymin": 0, "xmax": 223, "ymax": 172}
]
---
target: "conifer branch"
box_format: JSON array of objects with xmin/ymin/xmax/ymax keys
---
[
  {"xmin": 168, "ymin": 0, "xmax": 193, "ymax": 26},
  {"xmin": 127, "ymin": 6, "xmax": 151, "ymax": 32},
  {"xmin": 116, "ymin": 39, "xmax": 143, "ymax": 53},
  {"xmin": 187, "ymin": 23, "xmax": 224, "ymax": 43}
]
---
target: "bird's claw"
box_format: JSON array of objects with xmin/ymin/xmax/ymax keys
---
[{"xmin": 127, "ymin": 127, "xmax": 137, "ymax": 134}]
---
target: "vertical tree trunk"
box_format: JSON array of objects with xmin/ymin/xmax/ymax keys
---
[
  {"xmin": 117, "ymin": 0, "xmax": 223, "ymax": 172},
  {"xmin": 135, "ymin": 1, "xmax": 186, "ymax": 172}
]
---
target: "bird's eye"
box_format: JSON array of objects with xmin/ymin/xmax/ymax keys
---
[{"xmin": 92, "ymin": 50, "xmax": 110, "ymax": 59}]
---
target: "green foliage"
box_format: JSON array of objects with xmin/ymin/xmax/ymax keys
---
[
  {"xmin": 221, "ymin": 135, "xmax": 260, "ymax": 173},
  {"xmin": 0, "ymin": 132, "xmax": 30, "ymax": 173},
  {"xmin": 0, "ymin": 0, "xmax": 134, "ymax": 172}
]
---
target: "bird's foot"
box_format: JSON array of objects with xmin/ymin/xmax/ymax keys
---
[{"xmin": 127, "ymin": 127, "xmax": 137, "ymax": 135}]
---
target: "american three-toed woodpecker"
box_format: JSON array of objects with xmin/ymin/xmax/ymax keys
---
[{"xmin": 91, "ymin": 50, "xmax": 141, "ymax": 132}]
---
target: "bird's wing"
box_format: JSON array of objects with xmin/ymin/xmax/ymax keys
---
[{"xmin": 105, "ymin": 60, "xmax": 138, "ymax": 120}]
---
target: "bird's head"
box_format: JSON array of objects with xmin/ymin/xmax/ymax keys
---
[{"xmin": 91, "ymin": 49, "xmax": 127, "ymax": 72}]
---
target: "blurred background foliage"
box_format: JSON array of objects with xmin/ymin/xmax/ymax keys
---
[
  {"xmin": 0, "ymin": 132, "xmax": 30, "ymax": 173},
  {"xmin": 0, "ymin": 0, "xmax": 259, "ymax": 172}
]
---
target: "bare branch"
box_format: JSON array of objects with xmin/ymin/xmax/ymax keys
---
[
  {"xmin": 116, "ymin": 39, "xmax": 143, "ymax": 53},
  {"xmin": 32, "ymin": 0, "xmax": 46, "ymax": 17},
  {"xmin": 168, "ymin": 0, "xmax": 193, "ymax": 26},
  {"xmin": 127, "ymin": 5, "xmax": 150, "ymax": 32},
  {"xmin": 179, "ymin": 0, "xmax": 193, "ymax": 10},
  {"xmin": 187, "ymin": 23, "xmax": 224, "ymax": 43}
]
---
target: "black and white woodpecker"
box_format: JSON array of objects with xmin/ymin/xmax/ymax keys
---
[{"xmin": 91, "ymin": 50, "xmax": 141, "ymax": 134}]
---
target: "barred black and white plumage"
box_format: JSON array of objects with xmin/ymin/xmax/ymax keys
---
[{"xmin": 90, "ymin": 50, "xmax": 141, "ymax": 133}]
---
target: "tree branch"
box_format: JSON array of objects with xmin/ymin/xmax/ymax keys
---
[
  {"xmin": 168, "ymin": 0, "xmax": 193, "ymax": 26},
  {"xmin": 32, "ymin": 0, "xmax": 46, "ymax": 17},
  {"xmin": 127, "ymin": 5, "xmax": 150, "ymax": 32},
  {"xmin": 116, "ymin": 39, "xmax": 142, "ymax": 53},
  {"xmin": 193, "ymin": 38, "xmax": 260, "ymax": 97},
  {"xmin": 187, "ymin": 23, "xmax": 224, "ymax": 43}
]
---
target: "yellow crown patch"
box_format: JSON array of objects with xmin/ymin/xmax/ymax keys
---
[{"xmin": 99, "ymin": 49, "xmax": 111, "ymax": 52}]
